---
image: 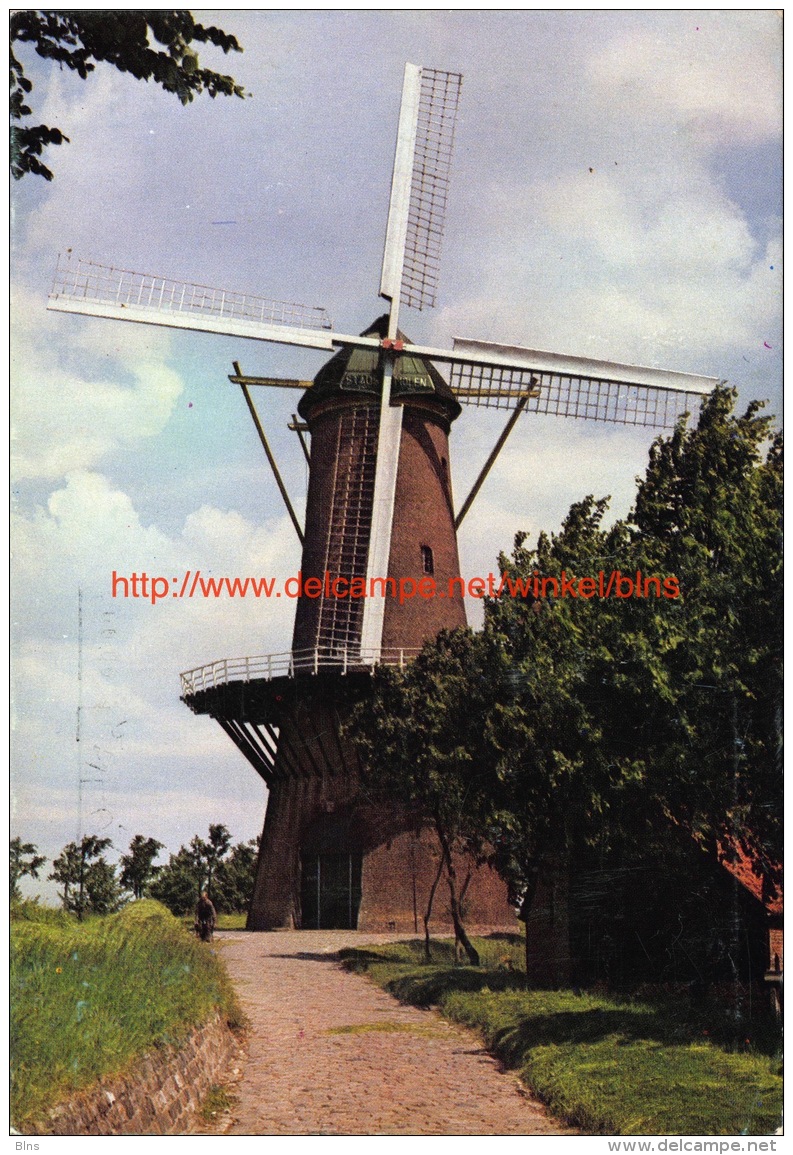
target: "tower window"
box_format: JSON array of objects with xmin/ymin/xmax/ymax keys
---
[{"xmin": 421, "ymin": 545, "xmax": 434, "ymax": 575}]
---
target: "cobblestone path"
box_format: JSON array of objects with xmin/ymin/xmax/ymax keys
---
[{"xmin": 209, "ymin": 929, "xmax": 572, "ymax": 1136}]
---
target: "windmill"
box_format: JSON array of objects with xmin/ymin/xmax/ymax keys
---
[{"xmin": 48, "ymin": 64, "xmax": 718, "ymax": 933}]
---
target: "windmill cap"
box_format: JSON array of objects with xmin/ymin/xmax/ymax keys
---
[{"xmin": 297, "ymin": 315, "xmax": 461, "ymax": 421}]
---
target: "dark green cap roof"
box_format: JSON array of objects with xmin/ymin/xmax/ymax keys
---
[{"xmin": 298, "ymin": 315, "xmax": 461, "ymax": 421}]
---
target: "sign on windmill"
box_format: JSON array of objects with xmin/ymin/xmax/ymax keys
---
[{"xmin": 48, "ymin": 64, "xmax": 719, "ymax": 933}]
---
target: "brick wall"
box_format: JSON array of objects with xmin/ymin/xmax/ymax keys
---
[
  {"xmin": 36, "ymin": 1012, "xmax": 242, "ymax": 1136},
  {"xmin": 381, "ymin": 405, "xmax": 467, "ymax": 651},
  {"xmin": 358, "ymin": 822, "xmax": 515, "ymax": 933}
]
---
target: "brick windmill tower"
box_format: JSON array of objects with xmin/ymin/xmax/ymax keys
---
[
  {"xmin": 225, "ymin": 316, "xmax": 485, "ymax": 932},
  {"xmin": 48, "ymin": 64, "xmax": 717, "ymax": 931}
]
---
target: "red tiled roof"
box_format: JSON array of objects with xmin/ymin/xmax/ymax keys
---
[{"xmin": 719, "ymin": 844, "xmax": 782, "ymax": 915}]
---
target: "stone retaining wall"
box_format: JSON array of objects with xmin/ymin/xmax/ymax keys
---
[{"xmin": 41, "ymin": 1012, "xmax": 242, "ymax": 1135}]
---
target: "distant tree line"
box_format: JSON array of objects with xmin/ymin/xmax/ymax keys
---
[
  {"xmin": 350, "ymin": 386, "xmax": 782, "ymax": 981},
  {"xmin": 9, "ymin": 825, "xmax": 259, "ymax": 920}
]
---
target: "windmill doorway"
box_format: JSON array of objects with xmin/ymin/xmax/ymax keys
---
[{"xmin": 300, "ymin": 852, "xmax": 363, "ymax": 929}]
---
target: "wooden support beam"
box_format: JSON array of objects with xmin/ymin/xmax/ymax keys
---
[
  {"xmin": 453, "ymin": 387, "xmax": 534, "ymax": 400},
  {"xmin": 234, "ymin": 361, "xmax": 304, "ymax": 546},
  {"xmin": 305, "ymin": 708, "xmax": 338, "ymax": 778},
  {"xmin": 454, "ymin": 390, "xmax": 532, "ymax": 530},
  {"xmin": 289, "ymin": 413, "xmax": 311, "ymax": 465},
  {"xmin": 264, "ymin": 721, "xmax": 302, "ymax": 780},
  {"xmin": 282, "ymin": 699, "xmax": 324, "ymax": 779},
  {"xmin": 216, "ymin": 717, "xmax": 273, "ymax": 784},
  {"xmin": 228, "ymin": 374, "xmax": 314, "ymax": 389}
]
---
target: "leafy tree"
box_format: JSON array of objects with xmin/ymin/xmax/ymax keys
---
[
  {"xmin": 11, "ymin": 10, "xmax": 244, "ymax": 180},
  {"xmin": 10, "ymin": 837, "xmax": 46, "ymax": 901},
  {"xmin": 625, "ymin": 386, "xmax": 782, "ymax": 895},
  {"xmin": 79, "ymin": 857, "xmax": 125, "ymax": 916},
  {"xmin": 119, "ymin": 834, "xmax": 165, "ymax": 900},
  {"xmin": 214, "ymin": 837, "xmax": 259, "ymax": 913},
  {"xmin": 148, "ymin": 844, "xmax": 203, "ymax": 916},
  {"xmin": 48, "ymin": 834, "xmax": 123, "ymax": 918},
  {"xmin": 484, "ymin": 385, "xmax": 782, "ymax": 974},
  {"xmin": 483, "ymin": 497, "xmax": 640, "ymax": 978},
  {"xmin": 350, "ymin": 630, "xmax": 505, "ymax": 965},
  {"xmin": 190, "ymin": 823, "xmax": 231, "ymax": 899},
  {"xmin": 149, "ymin": 825, "xmax": 245, "ymax": 915},
  {"xmin": 49, "ymin": 842, "xmax": 80, "ymax": 911}
]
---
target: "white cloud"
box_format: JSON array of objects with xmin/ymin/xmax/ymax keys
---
[
  {"xmin": 590, "ymin": 16, "xmax": 782, "ymax": 147},
  {"xmin": 18, "ymin": 65, "xmax": 177, "ymax": 264},
  {"xmin": 434, "ymin": 77, "xmax": 780, "ymax": 373},
  {"xmin": 11, "ymin": 287, "xmax": 184, "ymax": 479},
  {"xmin": 12, "ymin": 469, "xmax": 295, "ymax": 845}
]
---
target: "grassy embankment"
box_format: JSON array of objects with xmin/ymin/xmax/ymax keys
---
[
  {"xmin": 11, "ymin": 900, "xmax": 244, "ymax": 1132},
  {"xmin": 341, "ymin": 937, "xmax": 782, "ymax": 1136}
]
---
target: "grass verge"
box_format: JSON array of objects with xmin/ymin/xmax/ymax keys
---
[
  {"xmin": 216, "ymin": 912, "xmax": 248, "ymax": 930},
  {"xmin": 11, "ymin": 899, "xmax": 245, "ymax": 1132},
  {"xmin": 178, "ymin": 911, "xmax": 248, "ymax": 932},
  {"xmin": 340, "ymin": 938, "xmax": 782, "ymax": 1136}
]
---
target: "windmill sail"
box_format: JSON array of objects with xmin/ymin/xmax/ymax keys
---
[
  {"xmin": 361, "ymin": 65, "xmax": 463, "ymax": 657},
  {"xmin": 48, "ymin": 254, "xmax": 335, "ymax": 351},
  {"xmin": 394, "ymin": 335, "xmax": 719, "ymax": 431},
  {"xmin": 446, "ymin": 337, "xmax": 716, "ymax": 430},
  {"xmin": 358, "ymin": 356, "xmax": 404, "ymax": 656},
  {"xmin": 380, "ymin": 66, "xmax": 462, "ymax": 329},
  {"xmin": 451, "ymin": 364, "xmax": 708, "ymax": 429},
  {"xmin": 379, "ymin": 63, "xmax": 421, "ymax": 330}
]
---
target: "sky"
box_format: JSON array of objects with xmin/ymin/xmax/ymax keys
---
[{"xmin": 10, "ymin": 10, "xmax": 782, "ymax": 901}]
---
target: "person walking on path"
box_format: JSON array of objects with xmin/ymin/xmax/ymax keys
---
[{"xmin": 195, "ymin": 892, "xmax": 217, "ymax": 942}]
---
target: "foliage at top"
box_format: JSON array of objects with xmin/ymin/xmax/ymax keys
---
[{"xmin": 10, "ymin": 10, "xmax": 245, "ymax": 180}]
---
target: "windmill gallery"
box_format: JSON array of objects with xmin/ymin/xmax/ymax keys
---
[{"xmin": 47, "ymin": 65, "xmax": 718, "ymax": 956}]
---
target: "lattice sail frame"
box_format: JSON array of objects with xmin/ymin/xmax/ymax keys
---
[
  {"xmin": 48, "ymin": 254, "xmax": 716, "ymax": 435},
  {"xmin": 449, "ymin": 362, "xmax": 707, "ymax": 430},
  {"xmin": 401, "ymin": 68, "xmax": 462, "ymax": 312},
  {"xmin": 50, "ymin": 253, "xmax": 332, "ymax": 333},
  {"xmin": 379, "ymin": 65, "xmax": 462, "ymax": 327}
]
